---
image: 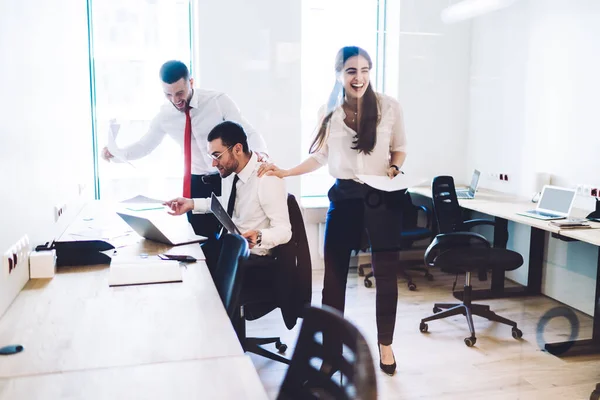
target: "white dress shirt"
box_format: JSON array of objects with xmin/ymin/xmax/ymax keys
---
[
  {"xmin": 192, "ymin": 152, "xmax": 292, "ymax": 256},
  {"xmin": 310, "ymin": 93, "xmax": 407, "ymax": 181},
  {"xmin": 117, "ymin": 89, "xmax": 268, "ymax": 175}
]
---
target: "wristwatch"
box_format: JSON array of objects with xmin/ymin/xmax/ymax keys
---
[
  {"xmin": 390, "ymin": 165, "xmax": 404, "ymax": 174},
  {"xmin": 256, "ymin": 230, "xmax": 263, "ymax": 247}
]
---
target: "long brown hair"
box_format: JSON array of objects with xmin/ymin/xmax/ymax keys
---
[{"xmin": 309, "ymin": 46, "xmax": 380, "ymax": 155}]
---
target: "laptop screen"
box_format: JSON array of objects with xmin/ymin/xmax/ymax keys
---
[
  {"xmin": 469, "ymin": 170, "xmax": 481, "ymax": 192},
  {"xmin": 210, "ymin": 193, "xmax": 241, "ymax": 235},
  {"xmin": 538, "ymin": 187, "xmax": 575, "ymax": 213}
]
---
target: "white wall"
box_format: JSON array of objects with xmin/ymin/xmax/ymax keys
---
[
  {"xmin": 0, "ymin": 0, "xmax": 94, "ymax": 315},
  {"xmin": 194, "ymin": 0, "xmax": 302, "ymax": 198},
  {"xmin": 396, "ymin": 0, "xmax": 472, "ymax": 182},
  {"xmin": 468, "ymin": 0, "xmax": 600, "ymax": 315}
]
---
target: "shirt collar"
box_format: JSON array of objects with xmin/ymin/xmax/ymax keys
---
[
  {"xmin": 188, "ymin": 89, "xmax": 200, "ymax": 109},
  {"xmin": 235, "ymin": 151, "xmax": 258, "ymax": 184}
]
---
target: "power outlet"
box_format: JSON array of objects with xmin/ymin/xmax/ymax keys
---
[
  {"xmin": 488, "ymin": 172, "xmax": 509, "ymax": 182},
  {"xmin": 54, "ymin": 203, "xmax": 67, "ymax": 222},
  {"xmin": 577, "ymin": 184, "xmax": 598, "ymax": 197}
]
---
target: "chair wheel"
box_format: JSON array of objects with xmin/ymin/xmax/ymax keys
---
[
  {"xmin": 426, "ymin": 273, "xmax": 434, "ymax": 281},
  {"xmin": 419, "ymin": 322, "xmax": 428, "ymax": 333},
  {"xmin": 277, "ymin": 343, "xmax": 288, "ymax": 354},
  {"xmin": 433, "ymin": 306, "xmax": 441, "ymax": 313},
  {"xmin": 511, "ymin": 327, "xmax": 523, "ymax": 339},
  {"xmin": 364, "ymin": 278, "xmax": 372, "ymax": 288},
  {"xmin": 408, "ymin": 282, "xmax": 417, "ymax": 291},
  {"xmin": 464, "ymin": 337, "xmax": 476, "ymax": 347},
  {"xmin": 275, "ymin": 340, "xmax": 287, "ymax": 353},
  {"xmin": 358, "ymin": 266, "xmax": 365, "ymax": 276}
]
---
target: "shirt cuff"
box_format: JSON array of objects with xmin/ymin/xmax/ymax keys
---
[{"xmin": 192, "ymin": 198, "xmax": 210, "ymax": 214}]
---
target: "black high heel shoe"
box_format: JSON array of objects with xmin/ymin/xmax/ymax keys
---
[{"xmin": 378, "ymin": 344, "xmax": 396, "ymax": 376}]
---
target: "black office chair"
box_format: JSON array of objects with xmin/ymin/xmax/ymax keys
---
[
  {"xmin": 418, "ymin": 176, "xmax": 524, "ymax": 346},
  {"xmin": 234, "ymin": 194, "xmax": 312, "ymax": 364},
  {"xmin": 358, "ymin": 190, "xmax": 435, "ymax": 290},
  {"xmin": 277, "ymin": 306, "xmax": 377, "ymax": 400},
  {"xmin": 213, "ymin": 233, "xmax": 250, "ymax": 319}
]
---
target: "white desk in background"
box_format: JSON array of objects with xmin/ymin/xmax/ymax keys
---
[
  {"xmin": 0, "ymin": 202, "xmax": 268, "ymax": 400},
  {"xmin": 411, "ymin": 186, "xmax": 600, "ymax": 357}
]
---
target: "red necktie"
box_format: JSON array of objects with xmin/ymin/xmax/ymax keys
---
[{"xmin": 183, "ymin": 107, "xmax": 192, "ymax": 198}]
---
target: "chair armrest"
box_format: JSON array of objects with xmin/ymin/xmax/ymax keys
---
[
  {"xmin": 462, "ymin": 219, "xmax": 496, "ymax": 231},
  {"xmin": 424, "ymin": 232, "xmax": 491, "ymax": 266}
]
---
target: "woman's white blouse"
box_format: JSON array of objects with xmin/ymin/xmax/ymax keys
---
[{"xmin": 310, "ymin": 93, "xmax": 407, "ymax": 181}]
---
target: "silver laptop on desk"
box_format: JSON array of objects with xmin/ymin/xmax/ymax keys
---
[
  {"xmin": 455, "ymin": 169, "xmax": 481, "ymax": 199},
  {"xmin": 516, "ymin": 185, "xmax": 576, "ymax": 220},
  {"xmin": 116, "ymin": 213, "xmax": 207, "ymax": 246}
]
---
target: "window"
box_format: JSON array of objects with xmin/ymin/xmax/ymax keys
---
[
  {"xmin": 300, "ymin": 0, "xmax": 380, "ymax": 197},
  {"xmin": 89, "ymin": 0, "xmax": 191, "ymax": 201}
]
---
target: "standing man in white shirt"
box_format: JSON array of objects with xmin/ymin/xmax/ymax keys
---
[
  {"xmin": 164, "ymin": 121, "xmax": 291, "ymax": 272},
  {"xmin": 101, "ymin": 60, "xmax": 269, "ymax": 266}
]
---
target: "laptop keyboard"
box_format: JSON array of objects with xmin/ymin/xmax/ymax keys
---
[
  {"xmin": 529, "ymin": 210, "xmax": 561, "ymax": 218},
  {"xmin": 456, "ymin": 192, "xmax": 474, "ymax": 199}
]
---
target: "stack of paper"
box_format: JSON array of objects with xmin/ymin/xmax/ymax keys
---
[
  {"xmin": 356, "ymin": 174, "xmax": 428, "ymax": 192},
  {"xmin": 550, "ymin": 219, "xmax": 591, "ymax": 229}
]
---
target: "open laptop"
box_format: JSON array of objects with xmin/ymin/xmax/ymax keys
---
[
  {"xmin": 116, "ymin": 212, "xmax": 207, "ymax": 246},
  {"xmin": 455, "ymin": 169, "xmax": 481, "ymax": 199},
  {"xmin": 210, "ymin": 193, "xmax": 241, "ymax": 235},
  {"xmin": 516, "ymin": 185, "xmax": 577, "ymax": 220}
]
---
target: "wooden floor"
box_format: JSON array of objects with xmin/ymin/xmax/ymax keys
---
[{"xmin": 248, "ymin": 267, "xmax": 600, "ymax": 399}]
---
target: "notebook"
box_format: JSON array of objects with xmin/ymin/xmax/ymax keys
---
[
  {"xmin": 517, "ymin": 185, "xmax": 576, "ymax": 220},
  {"xmin": 455, "ymin": 169, "xmax": 481, "ymax": 199},
  {"xmin": 108, "ymin": 260, "xmax": 182, "ymax": 287}
]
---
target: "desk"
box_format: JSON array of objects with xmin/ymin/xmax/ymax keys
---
[
  {"xmin": 0, "ymin": 202, "xmax": 268, "ymax": 399},
  {"xmin": 411, "ymin": 186, "xmax": 600, "ymax": 356},
  {"xmin": 544, "ymin": 226, "xmax": 600, "ymax": 356}
]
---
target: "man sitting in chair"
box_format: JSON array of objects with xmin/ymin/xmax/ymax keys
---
[{"xmin": 164, "ymin": 121, "xmax": 292, "ymax": 271}]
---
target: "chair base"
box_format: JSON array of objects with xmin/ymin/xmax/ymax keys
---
[
  {"xmin": 359, "ymin": 263, "xmax": 433, "ymax": 290},
  {"xmin": 419, "ymin": 284, "xmax": 522, "ymax": 346},
  {"xmin": 244, "ymin": 336, "xmax": 291, "ymax": 365},
  {"xmin": 235, "ymin": 307, "xmax": 291, "ymax": 365}
]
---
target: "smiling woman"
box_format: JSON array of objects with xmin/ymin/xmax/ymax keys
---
[{"xmin": 257, "ymin": 45, "xmax": 408, "ymax": 377}]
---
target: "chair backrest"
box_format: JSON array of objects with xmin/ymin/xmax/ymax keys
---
[
  {"xmin": 213, "ymin": 233, "xmax": 249, "ymax": 319},
  {"xmin": 431, "ymin": 176, "xmax": 464, "ymax": 234},
  {"xmin": 277, "ymin": 306, "xmax": 377, "ymax": 400},
  {"xmin": 272, "ymin": 194, "xmax": 313, "ymax": 329}
]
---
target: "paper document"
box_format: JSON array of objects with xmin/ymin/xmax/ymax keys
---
[
  {"xmin": 119, "ymin": 195, "xmax": 167, "ymax": 212},
  {"xmin": 120, "ymin": 195, "xmax": 166, "ymax": 204},
  {"xmin": 106, "ymin": 120, "xmax": 135, "ymax": 168},
  {"xmin": 356, "ymin": 174, "xmax": 428, "ymax": 192}
]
